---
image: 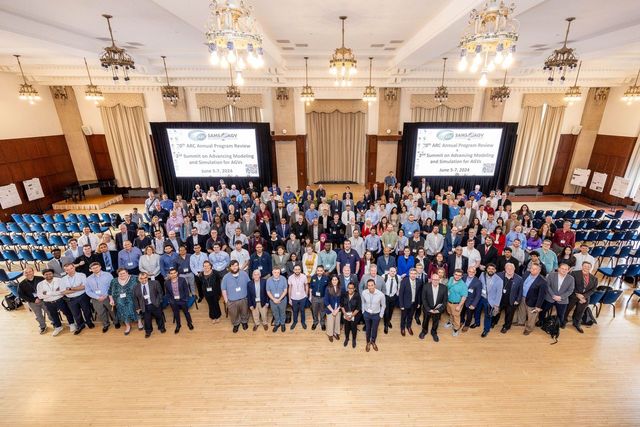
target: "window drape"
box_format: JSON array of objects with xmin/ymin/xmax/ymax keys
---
[
  {"xmin": 623, "ymin": 134, "xmax": 640, "ymax": 198},
  {"xmin": 99, "ymin": 104, "xmax": 159, "ymax": 188},
  {"xmin": 411, "ymin": 105, "xmax": 472, "ymax": 122},
  {"xmin": 306, "ymin": 110, "xmax": 366, "ymax": 184},
  {"xmin": 199, "ymin": 106, "xmax": 232, "ymax": 122},
  {"xmin": 231, "ymin": 106, "xmax": 262, "ymax": 122}
]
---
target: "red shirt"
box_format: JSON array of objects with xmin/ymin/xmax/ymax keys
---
[{"xmin": 553, "ymin": 229, "xmax": 575, "ymax": 248}]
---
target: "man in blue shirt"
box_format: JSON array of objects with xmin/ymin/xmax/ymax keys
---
[
  {"xmin": 86, "ymin": 262, "xmax": 116, "ymax": 333},
  {"xmin": 468, "ymin": 185, "xmax": 483, "ymax": 201},
  {"xmin": 337, "ymin": 240, "xmax": 361, "ymax": 274},
  {"xmin": 282, "ymin": 186, "xmax": 296, "ymax": 205},
  {"xmin": 249, "ymin": 243, "xmax": 272, "ymax": 278},
  {"xmin": 118, "ymin": 240, "xmax": 142, "ymax": 275},
  {"xmin": 401, "ymin": 214, "xmax": 420, "ymax": 236},
  {"xmin": 160, "ymin": 244, "xmax": 179, "ymax": 279},
  {"xmin": 267, "ymin": 267, "xmax": 288, "ymax": 332},
  {"xmin": 309, "ymin": 266, "xmax": 328, "ymax": 330},
  {"xmin": 221, "ymin": 260, "xmax": 250, "ymax": 333},
  {"xmin": 208, "ymin": 243, "xmax": 230, "ymax": 274}
]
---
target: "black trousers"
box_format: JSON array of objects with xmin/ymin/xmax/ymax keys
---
[
  {"xmin": 383, "ymin": 295, "xmax": 397, "ymax": 326},
  {"xmin": 195, "ymin": 275, "xmax": 204, "ymax": 299},
  {"xmin": 205, "ymin": 294, "xmax": 222, "ymax": 319},
  {"xmin": 565, "ymin": 295, "xmax": 588, "ymax": 325},
  {"xmin": 502, "ymin": 304, "xmax": 517, "ymax": 330},
  {"xmin": 462, "ymin": 306, "xmax": 476, "ymax": 327},
  {"xmin": 421, "ymin": 311, "xmax": 441, "ymax": 335},
  {"xmin": 541, "ymin": 301, "xmax": 568, "ymax": 327},
  {"xmin": 143, "ymin": 303, "xmax": 165, "ymax": 333},
  {"xmin": 44, "ymin": 299, "xmax": 74, "ymax": 328},
  {"xmin": 400, "ymin": 303, "xmax": 417, "ymax": 330},
  {"xmin": 344, "ymin": 319, "xmax": 358, "ymax": 341},
  {"xmin": 170, "ymin": 301, "xmax": 193, "ymax": 327},
  {"xmin": 67, "ymin": 293, "xmax": 94, "ymax": 328}
]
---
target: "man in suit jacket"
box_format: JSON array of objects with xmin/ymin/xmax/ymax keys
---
[
  {"xmin": 95, "ymin": 243, "xmax": 118, "ymax": 276},
  {"xmin": 478, "ymin": 236, "xmax": 499, "ymax": 271},
  {"xmin": 165, "ymin": 268, "xmax": 194, "ymax": 333},
  {"xmin": 247, "ymin": 270, "xmax": 269, "ymax": 331},
  {"xmin": 338, "ymin": 265, "xmax": 359, "ymax": 293},
  {"xmin": 443, "ymin": 227, "xmax": 462, "ymax": 256},
  {"xmin": 185, "ymin": 228, "xmax": 206, "ymax": 254},
  {"xmin": 115, "ymin": 224, "xmax": 137, "ymax": 252},
  {"xmin": 329, "ymin": 195, "xmax": 343, "ymax": 217},
  {"xmin": 163, "ymin": 231, "xmax": 184, "ymax": 254},
  {"xmin": 272, "ymin": 202, "xmax": 289, "ymax": 224},
  {"xmin": 566, "ymin": 261, "xmax": 597, "ymax": 333},
  {"xmin": 521, "ymin": 263, "xmax": 548, "ymax": 335},
  {"xmin": 432, "ymin": 196, "xmax": 449, "ymax": 224},
  {"xmin": 419, "ymin": 272, "xmax": 448, "ymax": 342},
  {"xmin": 369, "ymin": 184, "xmax": 381, "ymax": 203},
  {"xmin": 447, "ymin": 247, "xmax": 469, "ymax": 277},
  {"xmin": 275, "ymin": 217, "xmax": 291, "ymax": 240},
  {"xmin": 496, "ymin": 248, "xmax": 521, "ymax": 273},
  {"xmin": 47, "ymin": 248, "xmax": 73, "ymax": 278},
  {"xmin": 541, "ymin": 263, "xmax": 575, "ymax": 328},
  {"xmin": 462, "ymin": 266, "xmax": 482, "ymax": 331},
  {"xmin": 398, "ymin": 268, "xmax": 420, "ymax": 336},
  {"xmin": 133, "ymin": 272, "xmax": 166, "ymax": 337},
  {"xmin": 497, "ymin": 263, "xmax": 523, "ymax": 333}
]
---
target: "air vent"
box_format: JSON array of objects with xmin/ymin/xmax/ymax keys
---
[
  {"xmin": 371, "ymin": 43, "xmax": 384, "ymax": 47},
  {"xmin": 276, "ymin": 39, "xmax": 291, "ymax": 43},
  {"xmin": 389, "ymin": 40, "xmax": 404, "ymax": 44},
  {"xmin": 295, "ymin": 43, "xmax": 308, "ymax": 47}
]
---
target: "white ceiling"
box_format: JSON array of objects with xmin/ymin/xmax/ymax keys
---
[{"xmin": 0, "ymin": 0, "xmax": 639, "ymax": 88}]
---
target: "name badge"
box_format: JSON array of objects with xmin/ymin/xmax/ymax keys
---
[
  {"xmin": 235, "ymin": 287, "xmax": 241, "ymax": 292},
  {"xmin": 366, "ymin": 308, "xmax": 375, "ymax": 314},
  {"xmin": 560, "ymin": 240, "xmax": 565, "ymax": 244},
  {"xmin": 95, "ymin": 290, "xmax": 101, "ymax": 295},
  {"xmin": 274, "ymin": 293, "xmax": 280, "ymax": 298},
  {"xmin": 127, "ymin": 262, "xmax": 134, "ymax": 267},
  {"xmin": 315, "ymin": 291, "xmax": 321, "ymax": 297},
  {"xmin": 258, "ymin": 266, "xmax": 263, "ymax": 270},
  {"xmin": 32, "ymin": 292, "xmax": 37, "ymax": 297},
  {"xmin": 503, "ymin": 289, "xmax": 507, "ymax": 294},
  {"xmin": 183, "ymin": 268, "xmax": 189, "ymax": 273},
  {"xmin": 119, "ymin": 293, "xmax": 126, "ymax": 299},
  {"xmin": 174, "ymin": 295, "xmax": 180, "ymax": 300},
  {"xmin": 150, "ymin": 276, "xmax": 155, "ymax": 281},
  {"xmin": 468, "ymin": 289, "xmax": 474, "ymax": 293},
  {"xmin": 206, "ymin": 287, "xmax": 213, "ymax": 292}
]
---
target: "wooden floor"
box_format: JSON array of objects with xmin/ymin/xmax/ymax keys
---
[{"xmin": 0, "ymin": 294, "xmax": 639, "ymax": 426}]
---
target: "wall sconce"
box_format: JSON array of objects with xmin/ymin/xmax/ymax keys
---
[
  {"xmin": 51, "ymin": 86, "xmax": 68, "ymax": 100},
  {"xmin": 593, "ymin": 87, "xmax": 609, "ymax": 105},
  {"xmin": 276, "ymin": 87, "xmax": 289, "ymax": 106},
  {"xmin": 383, "ymin": 87, "xmax": 399, "ymax": 105}
]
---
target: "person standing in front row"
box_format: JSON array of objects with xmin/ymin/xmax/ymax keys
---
[
  {"xmin": 85, "ymin": 262, "xmax": 116, "ymax": 333},
  {"xmin": 398, "ymin": 268, "xmax": 420, "ymax": 336},
  {"xmin": 287, "ymin": 264, "xmax": 309, "ymax": 330},
  {"xmin": 419, "ymin": 273, "xmax": 448, "ymax": 342},
  {"xmin": 201, "ymin": 260, "xmax": 222, "ymax": 323},
  {"xmin": 444, "ymin": 269, "xmax": 467, "ymax": 337},
  {"xmin": 324, "ymin": 275, "xmax": 342, "ymax": 342},
  {"xmin": 247, "ymin": 269, "xmax": 269, "ymax": 331},
  {"xmin": 108, "ymin": 268, "xmax": 139, "ymax": 336},
  {"xmin": 309, "ymin": 266, "xmax": 328, "ymax": 331},
  {"xmin": 522, "ymin": 263, "xmax": 548, "ymax": 336},
  {"xmin": 341, "ymin": 282, "xmax": 361, "ymax": 348},
  {"xmin": 133, "ymin": 272, "xmax": 166, "ymax": 338},
  {"xmin": 361, "ymin": 279, "xmax": 386, "ymax": 352},
  {"xmin": 267, "ymin": 267, "xmax": 288, "ymax": 333},
  {"xmin": 17, "ymin": 267, "xmax": 46, "ymax": 334},
  {"xmin": 165, "ymin": 267, "xmax": 194, "ymax": 334},
  {"xmin": 221, "ymin": 260, "xmax": 250, "ymax": 333}
]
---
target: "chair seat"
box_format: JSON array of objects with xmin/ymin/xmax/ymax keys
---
[
  {"xmin": 5, "ymin": 271, "xmax": 23, "ymax": 280},
  {"xmin": 598, "ymin": 267, "xmax": 614, "ymax": 276}
]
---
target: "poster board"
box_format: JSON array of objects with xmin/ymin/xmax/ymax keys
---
[
  {"xmin": 589, "ymin": 172, "xmax": 607, "ymax": 192},
  {"xmin": 23, "ymin": 178, "xmax": 44, "ymax": 201},
  {"xmin": 609, "ymin": 176, "xmax": 630, "ymax": 199},
  {"xmin": 0, "ymin": 184, "xmax": 22, "ymax": 209},
  {"xmin": 570, "ymin": 168, "xmax": 591, "ymax": 187},
  {"xmin": 633, "ymin": 186, "xmax": 640, "ymax": 204}
]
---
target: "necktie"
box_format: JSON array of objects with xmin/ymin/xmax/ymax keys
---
[
  {"xmin": 58, "ymin": 259, "xmax": 63, "ymax": 269},
  {"xmin": 172, "ymin": 281, "xmax": 179, "ymax": 298}
]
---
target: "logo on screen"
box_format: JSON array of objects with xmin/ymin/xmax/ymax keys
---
[
  {"xmin": 437, "ymin": 130, "xmax": 455, "ymax": 141},
  {"xmin": 188, "ymin": 130, "xmax": 207, "ymax": 141}
]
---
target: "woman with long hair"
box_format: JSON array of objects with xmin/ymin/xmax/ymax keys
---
[{"xmin": 324, "ymin": 275, "xmax": 342, "ymax": 342}]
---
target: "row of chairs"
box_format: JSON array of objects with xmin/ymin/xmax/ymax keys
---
[
  {"xmin": 577, "ymin": 231, "xmax": 640, "ymax": 247},
  {"xmin": 0, "ymin": 233, "xmax": 71, "ymax": 251},
  {"xmin": 1, "ymin": 248, "xmax": 53, "ymax": 271},
  {"xmin": 11, "ymin": 212, "xmax": 122, "ymax": 226},
  {"xmin": 0, "ymin": 221, "xmax": 110, "ymax": 236},
  {"xmin": 597, "ymin": 263, "xmax": 640, "ymax": 289},
  {"xmin": 531, "ymin": 209, "xmax": 607, "ymax": 220},
  {"xmin": 589, "ymin": 245, "xmax": 640, "ymax": 267}
]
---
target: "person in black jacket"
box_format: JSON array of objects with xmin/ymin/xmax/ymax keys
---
[
  {"xmin": 201, "ymin": 261, "xmax": 222, "ymax": 323},
  {"xmin": 496, "ymin": 247, "xmax": 520, "ymax": 273},
  {"xmin": 341, "ymin": 281, "xmax": 361, "ymax": 348},
  {"xmin": 133, "ymin": 228, "xmax": 151, "ymax": 251},
  {"xmin": 133, "ymin": 272, "xmax": 166, "ymax": 338},
  {"xmin": 496, "ymin": 264, "xmax": 524, "ymax": 333},
  {"xmin": 247, "ymin": 269, "xmax": 269, "ymax": 331},
  {"xmin": 477, "ymin": 236, "xmax": 498, "ymax": 273},
  {"xmin": 462, "ymin": 266, "xmax": 483, "ymax": 332},
  {"xmin": 73, "ymin": 244, "xmax": 100, "ymax": 276},
  {"xmin": 17, "ymin": 266, "xmax": 47, "ymax": 333},
  {"xmin": 95, "ymin": 243, "xmax": 118, "ymax": 276},
  {"xmin": 522, "ymin": 263, "xmax": 548, "ymax": 336}
]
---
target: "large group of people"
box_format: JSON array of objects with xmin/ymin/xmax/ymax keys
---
[{"xmin": 11, "ymin": 175, "xmax": 600, "ymax": 350}]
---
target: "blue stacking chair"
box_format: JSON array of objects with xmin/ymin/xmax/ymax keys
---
[
  {"xmin": 0, "ymin": 268, "xmax": 23, "ymax": 285},
  {"xmin": 90, "ymin": 222, "xmax": 109, "ymax": 234},
  {"xmin": 29, "ymin": 223, "xmax": 44, "ymax": 234},
  {"xmin": 11, "ymin": 214, "xmax": 24, "ymax": 223},
  {"xmin": 32, "ymin": 249, "xmax": 53, "ymax": 270},
  {"xmin": 21, "ymin": 214, "xmax": 35, "ymax": 224},
  {"xmin": 49, "ymin": 235, "xmax": 67, "ymax": 248},
  {"xmin": 110, "ymin": 213, "xmax": 123, "ymax": 226},
  {"xmin": 616, "ymin": 246, "xmax": 633, "ymax": 264},
  {"xmin": 589, "ymin": 246, "xmax": 605, "ymax": 258},
  {"xmin": 89, "ymin": 213, "xmax": 101, "ymax": 224},
  {"xmin": 575, "ymin": 210, "xmax": 586, "ymax": 220},
  {"xmin": 588, "ymin": 289, "xmax": 606, "ymax": 312},
  {"xmin": 593, "ymin": 209, "xmax": 605, "ymax": 219},
  {"xmin": 595, "ymin": 231, "xmax": 609, "ymax": 245},
  {"xmin": 0, "ymin": 235, "xmax": 13, "ymax": 250},
  {"xmin": 564, "ymin": 210, "xmax": 576, "ymax": 220},
  {"xmin": 66, "ymin": 213, "xmax": 79, "ymax": 223},
  {"xmin": 2, "ymin": 249, "xmax": 23, "ymax": 269},
  {"xmin": 54, "ymin": 223, "xmax": 70, "ymax": 234},
  {"xmin": 17, "ymin": 222, "xmax": 31, "ymax": 234},
  {"xmin": 37, "ymin": 234, "xmax": 51, "ymax": 248},
  {"xmin": 67, "ymin": 223, "xmax": 81, "ymax": 233},
  {"xmin": 624, "ymin": 288, "xmax": 640, "ymax": 311},
  {"xmin": 43, "ymin": 223, "xmax": 57, "ymax": 234},
  {"xmin": 575, "ymin": 231, "xmax": 588, "ymax": 243},
  {"xmin": 622, "ymin": 264, "xmax": 640, "ymax": 289},
  {"xmin": 53, "ymin": 213, "xmax": 66, "ymax": 223},
  {"xmin": 100, "ymin": 213, "xmax": 113, "ymax": 226},
  {"xmin": 8, "ymin": 223, "xmax": 21, "ymax": 234},
  {"xmin": 11, "ymin": 235, "xmax": 28, "ymax": 248},
  {"xmin": 583, "ymin": 209, "xmax": 595, "ymax": 219},
  {"xmin": 0, "ymin": 222, "xmax": 8, "ymax": 234},
  {"xmin": 553, "ymin": 210, "xmax": 566, "ymax": 219},
  {"xmin": 77, "ymin": 214, "xmax": 90, "ymax": 224},
  {"xmin": 32, "ymin": 215, "xmax": 44, "ymax": 224},
  {"xmin": 585, "ymin": 219, "xmax": 598, "ymax": 230},
  {"xmin": 605, "ymin": 209, "xmax": 624, "ymax": 220},
  {"xmin": 596, "ymin": 289, "xmax": 624, "ymax": 318},
  {"xmin": 43, "ymin": 214, "xmax": 55, "ymax": 224},
  {"xmin": 630, "ymin": 220, "xmax": 640, "ymax": 230},
  {"xmin": 606, "ymin": 232, "xmax": 625, "ymax": 246},
  {"xmin": 597, "ymin": 264, "xmax": 628, "ymax": 288},
  {"xmin": 24, "ymin": 235, "xmax": 38, "ymax": 248},
  {"xmin": 599, "ymin": 246, "xmax": 619, "ymax": 268},
  {"xmin": 534, "ymin": 211, "xmax": 544, "ymax": 220},
  {"xmin": 616, "ymin": 219, "xmax": 632, "ymax": 231},
  {"xmin": 17, "ymin": 249, "xmax": 36, "ymax": 267}
]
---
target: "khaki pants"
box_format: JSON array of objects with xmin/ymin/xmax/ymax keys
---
[
  {"xmin": 326, "ymin": 312, "xmax": 342, "ymax": 336},
  {"xmin": 514, "ymin": 297, "xmax": 527, "ymax": 325},
  {"xmin": 251, "ymin": 303, "xmax": 269, "ymax": 326},
  {"xmin": 446, "ymin": 302, "xmax": 462, "ymax": 331},
  {"xmin": 524, "ymin": 304, "xmax": 540, "ymax": 333},
  {"xmin": 227, "ymin": 298, "xmax": 250, "ymax": 326}
]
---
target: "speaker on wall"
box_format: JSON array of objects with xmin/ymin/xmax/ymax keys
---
[
  {"xmin": 81, "ymin": 125, "xmax": 93, "ymax": 136},
  {"xmin": 571, "ymin": 125, "xmax": 582, "ymax": 135}
]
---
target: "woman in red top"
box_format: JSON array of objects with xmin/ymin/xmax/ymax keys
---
[
  {"xmin": 427, "ymin": 252, "xmax": 448, "ymax": 279},
  {"xmin": 359, "ymin": 250, "xmax": 375, "ymax": 279},
  {"xmin": 361, "ymin": 219, "xmax": 373, "ymax": 239},
  {"xmin": 491, "ymin": 226, "xmax": 506, "ymax": 255},
  {"xmin": 376, "ymin": 216, "xmax": 390, "ymax": 236}
]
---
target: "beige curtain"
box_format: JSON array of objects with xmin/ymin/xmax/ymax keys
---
[
  {"xmin": 509, "ymin": 104, "xmax": 565, "ymax": 186},
  {"xmin": 100, "ymin": 104, "xmax": 159, "ymax": 188},
  {"xmin": 306, "ymin": 110, "xmax": 366, "ymax": 184},
  {"xmin": 623, "ymin": 134, "xmax": 640, "ymax": 197},
  {"xmin": 199, "ymin": 106, "xmax": 232, "ymax": 122},
  {"xmin": 232, "ymin": 106, "xmax": 262, "ymax": 122},
  {"xmin": 411, "ymin": 105, "xmax": 472, "ymax": 122}
]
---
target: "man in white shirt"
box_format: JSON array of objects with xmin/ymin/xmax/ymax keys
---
[
  {"xmin": 37, "ymin": 269, "xmax": 76, "ymax": 336},
  {"xmin": 425, "ymin": 226, "xmax": 444, "ymax": 257},
  {"xmin": 230, "ymin": 240, "xmax": 250, "ymax": 271},
  {"xmin": 573, "ymin": 244, "xmax": 596, "ymax": 272},
  {"xmin": 60, "ymin": 263, "xmax": 94, "ymax": 335},
  {"xmin": 77, "ymin": 226, "xmax": 100, "ymax": 251},
  {"xmin": 341, "ymin": 204, "xmax": 356, "ymax": 225},
  {"xmin": 462, "ymin": 240, "xmax": 481, "ymax": 269},
  {"xmin": 349, "ymin": 229, "xmax": 365, "ymax": 258},
  {"xmin": 421, "ymin": 205, "xmax": 436, "ymax": 223},
  {"xmin": 510, "ymin": 239, "xmax": 526, "ymax": 265}
]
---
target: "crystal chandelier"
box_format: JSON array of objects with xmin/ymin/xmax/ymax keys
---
[
  {"xmin": 564, "ymin": 61, "xmax": 582, "ymax": 106},
  {"xmin": 300, "ymin": 57, "xmax": 315, "ymax": 106},
  {"xmin": 83, "ymin": 58, "xmax": 104, "ymax": 105},
  {"xmin": 362, "ymin": 57, "xmax": 377, "ymax": 105},
  {"xmin": 490, "ymin": 69, "xmax": 511, "ymax": 105},
  {"xmin": 434, "ymin": 58, "xmax": 449, "ymax": 104},
  {"xmin": 160, "ymin": 56, "xmax": 179, "ymax": 106},
  {"xmin": 544, "ymin": 17, "xmax": 579, "ymax": 83},
  {"xmin": 226, "ymin": 65, "xmax": 241, "ymax": 103},
  {"xmin": 206, "ymin": 0, "xmax": 264, "ymax": 70},
  {"xmin": 99, "ymin": 14, "xmax": 135, "ymax": 82},
  {"xmin": 14, "ymin": 55, "xmax": 40, "ymax": 104},
  {"xmin": 329, "ymin": 16, "xmax": 357, "ymax": 86},
  {"xmin": 622, "ymin": 68, "xmax": 640, "ymax": 105},
  {"xmin": 457, "ymin": 1, "xmax": 518, "ymax": 85}
]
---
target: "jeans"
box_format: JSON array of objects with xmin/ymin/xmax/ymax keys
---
[
  {"xmin": 270, "ymin": 298, "xmax": 287, "ymax": 326},
  {"xmin": 44, "ymin": 298, "xmax": 75, "ymax": 328},
  {"xmin": 363, "ymin": 311, "xmax": 382, "ymax": 342},
  {"xmin": 291, "ymin": 297, "xmax": 307, "ymax": 325},
  {"xmin": 473, "ymin": 297, "xmax": 494, "ymax": 333}
]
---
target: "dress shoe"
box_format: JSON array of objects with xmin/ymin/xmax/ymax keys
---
[
  {"xmin": 138, "ymin": 324, "xmax": 144, "ymax": 331},
  {"xmin": 263, "ymin": 324, "xmax": 268, "ymax": 331},
  {"xmin": 253, "ymin": 325, "xmax": 259, "ymax": 331},
  {"xmin": 290, "ymin": 322, "xmax": 297, "ymax": 330},
  {"xmin": 401, "ymin": 329, "xmax": 406, "ymax": 336},
  {"xmin": 343, "ymin": 338, "xmax": 349, "ymax": 347},
  {"xmin": 281, "ymin": 325, "xmax": 286, "ymax": 332},
  {"xmin": 384, "ymin": 326, "xmax": 389, "ymax": 334},
  {"xmin": 523, "ymin": 330, "xmax": 531, "ymax": 336},
  {"xmin": 414, "ymin": 316, "xmax": 421, "ymax": 325},
  {"xmin": 242, "ymin": 323, "xmax": 248, "ymax": 330},
  {"xmin": 419, "ymin": 331, "xmax": 426, "ymax": 340},
  {"xmin": 334, "ymin": 334, "xmax": 340, "ymax": 340},
  {"xmin": 352, "ymin": 339, "xmax": 356, "ymax": 348},
  {"xmin": 431, "ymin": 333, "xmax": 439, "ymax": 342},
  {"xmin": 87, "ymin": 323, "xmax": 95, "ymax": 329},
  {"xmin": 233, "ymin": 325, "xmax": 239, "ymax": 333},
  {"xmin": 160, "ymin": 328, "xmax": 166, "ymax": 333},
  {"xmin": 114, "ymin": 322, "xmax": 121, "ymax": 329},
  {"xmin": 197, "ymin": 297, "xmax": 203, "ymax": 303},
  {"xmin": 312, "ymin": 323, "xmax": 318, "ymax": 330},
  {"xmin": 462, "ymin": 326, "xmax": 469, "ymax": 332},
  {"xmin": 388, "ymin": 322, "xmax": 393, "ymax": 329},
  {"xmin": 302, "ymin": 323, "xmax": 307, "ymax": 330},
  {"xmin": 39, "ymin": 327, "xmax": 47, "ymax": 335},
  {"xmin": 124, "ymin": 328, "xmax": 131, "ymax": 336},
  {"xmin": 73, "ymin": 324, "xmax": 85, "ymax": 335},
  {"xmin": 321, "ymin": 325, "xmax": 326, "ymax": 331},
  {"xmin": 481, "ymin": 331, "xmax": 488, "ymax": 338},
  {"xmin": 145, "ymin": 333, "xmax": 151, "ymax": 338},
  {"xmin": 366, "ymin": 342, "xmax": 371, "ymax": 352},
  {"xmin": 407, "ymin": 327, "xmax": 414, "ymax": 336},
  {"xmin": 328, "ymin": 335, "xmax": 333, "ymax": 342},
  {"xmin": 188, "ymin": 323, "xmax": 194, "ymax": 330},
  {"xmin": 470, "ymin": 323, "xmax": 478, "ymax": 329},
  {"xmin": 372, "ymin": 342, "xmax": 378, "ymax": 351},
  {"xmin": 174, "ymin": 327, "xmax": 180, "ymax": 334},
  {"xmin": 273, "ymin": 326, "xmax": 279, "ymax": 333},
  {"xmin": 102, "ymin": 325, "xmax": 109, "ymax": 333},
  {"xmin": 574, "ymin": 323, "xmax": 584, "ymax": 334},
  {"xmin": 500, "ymin": 327, "xmax": 508, "ymax": 334}
]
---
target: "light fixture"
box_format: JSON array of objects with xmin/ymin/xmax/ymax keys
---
[
  {"xmin": 622, "ymin": 68, "xmax": 640, "ymax": 105},
  {"xmin": 384, "ymin": 87, "xmax": 399, "ymax": 104},
  {"xmin": 563, "ymin": 60, "xmax": 582, "ymax": 105},
  {"xmin": 490, "ymin": 69, "xmax": 511, "ymax": 105},
  {"xmin": 234, "ymin": 70, "xmax": 245, "ymax": 86},
  {"xmin": 83, "ymin": 58, "xmax": 104, "ymax": 105},
  {"xmin": 300, "ymin": 56, "xmax": 315, "ymax": 106},
  {"xmin": 160, "ymin": 56, "xmax": 179, "ymax": 106},
  {"xmin": 593, "ymin": 87, "xmax": 609, "ymax": 105},
  {"xmin": 51, "ymin": 86, "xmax": 68, "ymax": 100},
  {"xmin": 329, "ymin": 16, "xmax": 357, "ymax": 87},
  {"xmin": 458, "ymin": 0, "xmax": 519, "ymax": 84},
  {"xmin": 434, "ymin": 58, "xmax": 449, "ymax": 104},
  {"xmin": 276, "ymin": 87, "xmax": 289, "ymax": 105},
  {"xmin": 99, "ymin": 14, "xmax": 135, "ymax": 82},
  {"xmin": 362, "ymin": 57, "xmax": 377, "ymax": 105},
  {"xmin": 14, "ymin": 55, "xmax": 40, "ymax": 104},
  {"xmin": 226, "ymin": 65, "xmax": 241, "ymax": 103},
  {"xmin": 206, "ymin": 0, "xmax": 264, "ymax": 70},
  {"xmin": 544, "ymin": 17, "xmax": 579, "ymax": 83}
]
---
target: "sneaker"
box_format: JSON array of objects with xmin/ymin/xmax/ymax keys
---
[
  {"xmin": 69, "ymin": 323, "xmax": 77, "ymax": 333},
  {"xmin": 39, "ymin": 326, "xmax": 47, "ymax": 335},
  {"xmin": 444, "ymin": 321, "xmax": 452, "ymax": 329},
  {"xmin": 52, "ymin": 326, "xmax": 63, "ymax": 337},
  {"xmin": 452, "ymin": 329, "xmax": 459, "ymax": 337}
]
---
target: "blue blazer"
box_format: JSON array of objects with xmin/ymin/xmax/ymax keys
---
[
  {"xmin": 247, "ymin": 278, "xmax": 269, "ymax": 308},
  {"xmin": 522, "ymin": 273, "xmax": 548, "ymax": 308},
  {"xmin": 324, "ymin": 287, "xmax": 342, "ymax": 314},
  {"xmin": 442, "ymin": 232, "xmax": 462, "ymax": 255},
  {"xmin": 463, "ymin": 275, "xmax": 483, "ymax": 308},
  {"xmin": 497, "ymin": 272, "xmax": 524, "ymax": 305},
  {"xmin": 479, "ymin": 273, "xmax": 503, "ymax": 307},
  {"xmin": 376, "ymin": 255, "xmax": 397, "ymax": 274},
  {"xmin": 165, "ymin": 277, "xmax": 190, "ymax": 303},
  {"xmin": 276, "ymin": 223, "xmax": 291, "ymax": 240}
]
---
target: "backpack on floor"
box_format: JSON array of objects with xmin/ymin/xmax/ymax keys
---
[
  {"xmin": 2, "ymin": 294, "xmax": 23, "ymax": 311},
  {"xmin": 581, "ymin": 307, "xmax": 597, "ymax": 326},
  {"xmin": 541, "ymin": 315, "xmax": 560, "ymax": 344}
]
